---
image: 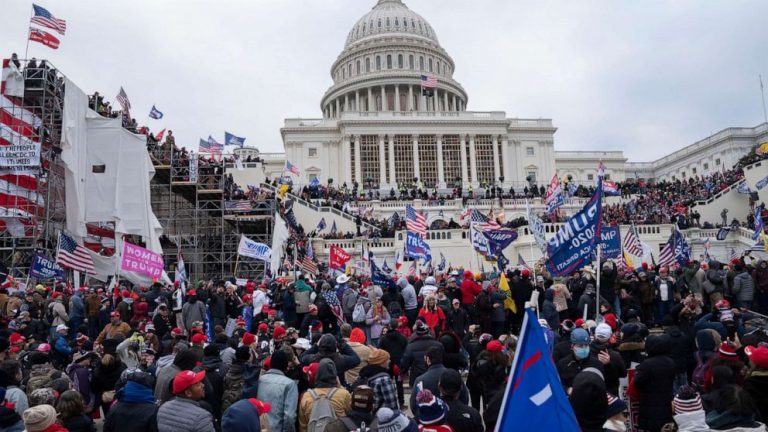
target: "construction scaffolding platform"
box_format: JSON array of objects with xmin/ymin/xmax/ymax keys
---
[
  {"xmin": 0, "ymin": 59, "xmax": 67, "ymax": 276},
  {"xmin": 149, "ymin": 145, "xmax": 274, "ymax": 282}
]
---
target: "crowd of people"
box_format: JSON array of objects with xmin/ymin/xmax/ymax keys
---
[{"xmin": 0, "ymin": 246, "xmax": 767, "ymax": 431}]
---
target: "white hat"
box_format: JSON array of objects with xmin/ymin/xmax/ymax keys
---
[
  {"xmin": 336, "ymin": 274, "xmax": 350, "ymax": 284},
  {"xmin": 595, "ymin": 323, "xmax": 613, "ymax": 341},
  {"xmin": 55, "ymin": 324, "xmax": 69, "ymax": 332},
  {"xmin": 292, "ymin": 338, "xmax": 311, "ymax": 351}
]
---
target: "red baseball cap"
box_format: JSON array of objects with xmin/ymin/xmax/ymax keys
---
[
  {"xmin": 302, "ymin": 362, "xmax": 320, "ymax": 385},
  {"xmin": 486, "ymin": 340, "xmax": 504, "ymax": 352},
  {"xmin": 257, "ymin": 323, "xmax": 269, "ymax": 333},
  {"xmin": 273, "ymin": 326, "xmax": 286, "ymax": 340},
  {"xmin": 172, "ymin": 370, "xmax": 206, "ymax": 395},
  {"xmin": 187, "ymin": 290, "xmax": 197, "ymax": 297},
  {"xmin": 235, "ymin": 318, "xmax": 246, "ymax": 326},
  {"xmin": 248, "ymin": 399, "xmax": 271, "ymax": 415},
  {"xmin": 242, "ymin": 295, "xmax": 252, "ymax": 302},
  {"xmin": 171, "ymin": 327, "xmax": 183, "ymax": 336},
  {"xmin": 745, "ymin": 345, "xmax": 768, "ymax": 369},
  {"xmin": 110, "ymin": 311, "xmax": 120, "ymax": 318},
  {"xmin": 242, "ymin": 332, "xmax": 256, "ymax": 346},
  {"xmin": 52, "ymin": 292, "xmax": 62, "ymax": 299},
  {"xmin": 191, "ymin": 333, "xmax": 207, "ymax": 344}
]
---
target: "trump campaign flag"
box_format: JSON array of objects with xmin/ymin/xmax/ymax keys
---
[
  {"xmin": 545, "ymin": 179, "xmax": 603, "ymax": 276},
  {"xmin": 495, "ymin": 308, "xmax": 579, "ymax": 431},
  {"xmin": 405, "ymin": 231, "xmax": 432, "ymax": 262},
  {"xmin": 329, "ymin": 245, "xmax": 351, "ymax": 270},
  {"xmin": 225, "ymin": 132, "xmax": 246, "ymax": 147}
]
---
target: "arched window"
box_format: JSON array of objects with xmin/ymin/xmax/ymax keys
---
[
  {"xmin": 378, "ymin": 19, "xmax": 382, "ymax": 28},
  {"xmin": 395, "ymin": 18, "xmax": 399, "ymax": 27},
  {"xmin": 398, "ymin": 54, "xmax": 403, "ymax": 68},
  {"xmin": 437, "ymin": 61, "xmax": 441, "ymax": 74},
  {"xmin": 363, "ymin": 23, "xmax": 366, "ymax": 32},
  {"xmin": 387, "ymin": 55, "xmax": 392, "ymax": 69},
  {"xmin": 366, "ymin": 58, "xmax": 371, "ymax": 72},
  {"xmin": 418, "ymin": 21, "xmax": 422, "ymax": 31},
  {"xmin": 376, "ymin": 56, "xmax": 381, "ymax": 70},
  {"xmin": 428, "ymin": 58, "xmax": 433, "ymax": 72},
  {"xmin": 342, "ymin": 68, "xmax": 345, "ymax": 79},
  {"xmin": 419, "ymin": 56, "xmax": 424, "ymax": 71},
  {"xmin": 409, "ymin": 55, "xmax": 414, "ymax": 69},
  {"xmin": 386, "ymin": 17, "xmax": 390, "ymax": 27},
  {"xmin": 348, "ymin": 63, "xmax": 352, "ymax": 77},
  {"xmin": 356, "ymin": 61, "xmax": 361, "ymax": 74},
  {"xmin": 404, "ymin": 17, "xmax": 408, "ymax": 27}
]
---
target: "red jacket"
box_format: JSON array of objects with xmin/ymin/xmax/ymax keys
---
[
  {"xmin": 460, "ymin": 278, "xmax": 480, "ymax": 305},
  {"xmin": 418, "ymin": 306, "xmax": 446, "ymax": 333}
]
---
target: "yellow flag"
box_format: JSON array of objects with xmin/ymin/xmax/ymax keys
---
[
  {"xmin": 278, "ymin": 184, "xmax": 289, "ymax": 199},
  {"xmin": 623, "ymin": 250, "xmax": 635, "ymax": 271},
  {"xmin": 759, "ymin": 142, "xmax": 768, "ymax": 155},
  {"xmin": 499, "ymin": 273, "xmax": 517, "ymax": 313},
  {"xmin": 761, "ymin": 232, "xmax": 768, "ymax": 252}
]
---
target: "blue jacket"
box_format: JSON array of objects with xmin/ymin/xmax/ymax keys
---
[
  {"xmin": 256, "ymin": 369, "xmax": 298, "ymax": 432},
  {"xmin": 69, "ymin": 293, "xmax": 85, "ymax": 320},
  {"xmin": 55, "ymin": 334, "xmax": 72, "ymax": 355},
  {"xmin": 222, "ymin": 399, "xmax": 261, "ymax": 432}
]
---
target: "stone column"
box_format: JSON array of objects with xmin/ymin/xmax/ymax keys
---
[
  {"xmin": 394, "ymin": 85, "xmax": 401, "ymax": 112},
  {"xmin": 408, "ymin": 85, "xmax": 414, "ymax": 111},
  {"xmin": 412, "ymin": 134, "xmax": 420, "ymax": 184},
  {"xmin": 342, "ymin": 138, "xmax": 352, "ymax": 185},
  {"xmin": 335, "ymin": 99, "xmax": 340, "ymax": 118},
  {"xmin": 355, "ymin": 91, "xmax": 360, "ymax": 112},
  {"xmin": 420, "ymin": 88, "xmax": 426, "ymax": 111},
  {"xmin": 368, "ymin": 88, "xmax": 374, "ymax": 112},
  {"xmin": 459, "ymin": 135, "xmax": 468, "ymax": 187},
  {"xmin": 378, "ymin": 134, "xmax": 387, "ymax": 188},
  {"xmin": 443, "ymin": 91, "xmax": 449, "ymax": 113},
  {"xmin": 354, "ymin": 135, "xmax": 362, "ymax": 185},
  {"xmin": 388, "ymin": 135, "xmax": 396, "ymax": 187},
  {"xmin": 469, "ymin": 135, "xmax": 478, "ymax": 187},
  {"xmin": 452, "ymin": 95, "xmax": 457, "ymax": 112},
  {"xmin": 436, "ymin": 134, "xmax": 445, "ymax": 188},
  {"xmin": 344, "ymin": 94, "xmax": 349, "ymax": 112},
  {"xmin": 381, "ymin": 86, "xmax": 388, "ymax": 111},
  {"xmin": 492, "ymin": 135, "xmax": 501, "ymax": 182},
  {"xmin": 501, "ymin": 136, "xmax": 511, "ymax": 186}
]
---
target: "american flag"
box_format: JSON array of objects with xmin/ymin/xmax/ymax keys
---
[
  {"xmin": 200, "ymin": 136, "xmax": 223, "ymax": 154},
  {"xmin": 116, "ymin": 87, "xmax": 131, "ymax": 112},
  {"xmin": 405, "ymin": 205, "xmax": 427, "ymax": 238},
  {"xmin": 471, "ymin": 209, "xmax": 501, "ymax": 232},
  {"xmin": 395, "ymin": 250, "xmax": 403, "ymax": 270},
  {"xmin": 729, "ymin": 248, "xmax": 739, "ymax": 262},
  {"xmin": 299, "ymin": 256, "xmax": 317, "ymax": 275},
  {"xmin": 31, "ymin": 4, "xmax": 67, "ymax": 35},
  {"xmin": 420, "ymin": 75, "xmax": 437, "ymax": 89},
  {"xmin": 407, "ymin": 260, "xmax": 417, "ymax": 276},
  {"xmin": 622, "ymin": 224, "xmax": 643, "ymax": 257},
  {"xmin": 517, "ymin": 252, "xmax": 531, "ymax": 271},
  {"xmin": 321, "ymin": 290, "xmax": 346, "ymax": 325},
  {"xmin": 657, "ymin": 234, "xmax": 676, "ymax": 268},
  {"xmin": 56, "ymin": 231, "xmax": 95, "ymax": 273},
  {"xmin": 285, "ymin": 161, "xmax": 300, "ymax": 176},
  {"xmin": 597, "ymin": 161, "xmax": 606, "ymax": 178},
  {"xmin": 225, "ymin": 200, "xmax": 253, "ymax": 212}
]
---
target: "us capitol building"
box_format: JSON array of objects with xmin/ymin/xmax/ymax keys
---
[{"xmin": 241, "ymin": 0, "xmax": 767, "ymax": 190}]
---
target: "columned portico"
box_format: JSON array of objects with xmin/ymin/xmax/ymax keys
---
[
  {"xmin": 388, "ymin": 135, "xmax": 396, "ymax": 187},
  {"xmin": 353, "ymin": 135, "xmax": 362, "ymax": 185},
  {"xmin": 412, "ymin": 134, "xmax": 420, "ymax": 184},
  {"xmin": 436, "ymin": 134, "xmax": 445, "ymax": 188},
  {"xmin": 469, "ymin": 134, "xmax": 477, "ymax": 187},
  {"xmin": 378, "ymin": 134, "xmax": 386, "ymax": 188}
]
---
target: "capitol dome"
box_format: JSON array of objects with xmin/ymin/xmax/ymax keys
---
[
  {"xmin": 345, "ymin": 0, "xmax": 439, "ymax": 48},
  {"xmin": 320, "ymin": 0, "xmax": 468, "ymax": 118}
]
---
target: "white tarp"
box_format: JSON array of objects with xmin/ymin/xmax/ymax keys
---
[
  {"xmin": 61, "ymin": 78, "xmax": 163, "ymax": 265},
  {"xmin": 271, "ymin": 212, "xmax": 289, "ymax": 272}
]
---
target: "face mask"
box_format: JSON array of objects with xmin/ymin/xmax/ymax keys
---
[{"xmin": 574, "ymin": 347, "xmax": 590, "ymax": 360}]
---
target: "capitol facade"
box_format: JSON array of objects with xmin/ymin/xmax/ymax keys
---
[{"xmin": 252, "ymin": 0, "xmax": 767, "ymax": 189}]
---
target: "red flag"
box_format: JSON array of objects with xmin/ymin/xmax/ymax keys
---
[
  {"xmin": 29, "ymin": 28, "xmax": 60, "ymax": 50},
  {"xmin": 329, "ymin": 245, "xmax": 351, "ymax": 270},
  {"xmin": 155, "ymin": 129, "xmax": 166, "ymax": 142}
]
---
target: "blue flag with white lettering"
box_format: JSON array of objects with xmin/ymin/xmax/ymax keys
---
[
  {"xmin": 545, "ymin": 179, "xmax": 603, "ymax": 276},
  {"xmin": 29, "ymin": 252, "xmax": 65, "ymax": 281},
  {"xmin": 224, "ymin": 132, "xmax": 246, "ymax": 147},
  {"xmin": 405, "ymin": 231, "xmax": 432, "ymax": 262},
  {"xmin": 598, "ymin": 225, "xmax": 622, "ymax": 259},
  {"xmin": 495, "ymin": 308, "xmax": 579, "ymax": 431}
]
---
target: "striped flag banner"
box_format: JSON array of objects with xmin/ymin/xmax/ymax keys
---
[
  {"xmin": 31, "ymin": 4, "xmax": 67, "ymax": 35},
  {"xmin": 405, "ymin": 204, "xmax": 427, "ymax": 238},
  {"xmin": 56, "ymin": 231, "xmax": 95, "ymax": 273},
  {"xmin": 622, "ymin": 224, "xmax": 643, "ymax": 257}
]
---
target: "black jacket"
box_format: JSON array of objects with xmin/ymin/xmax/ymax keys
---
[
  {"xmin": 445, "ymin": 398, "xmax": 484, "ymax": 432},
  {"xmin": 378, "ymin": 330, "xmax": 408, "ymax": 365},
  {"xmin": 556, "ymin": 353, "xmax": 604, "ymax": 390},
  {"xmin": 446, "ymin": 307, "xmax": 469, "ymax": 338},
  {"xmin": 589, "ymin": 341, "xmax": 627, "ymax": 395},
  {"xmin": 401, "ymin": 334, "xmax": 443, "ymax": 386},
  {"xmin": 409, "ymin": 364, "xmax": 469, "ymax": 421},
  {"xmin": 632, "ymin": 335, "xmax": 676, "ymax": 432},
  {"xmin": 744, "ymin": 373, "xmax": 768, "ymax": 422},
  {"xmin": 663, "ymin": 325, "xmax": 694, "ymax": 374}
]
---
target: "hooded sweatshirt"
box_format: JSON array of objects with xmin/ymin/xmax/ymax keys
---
[{"xmin": 398, "ymin": 278, "xmax": 418, "ymax": 311}]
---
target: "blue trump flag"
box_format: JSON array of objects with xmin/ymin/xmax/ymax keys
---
[
  {"xmin": 598, "ymin": 225, "xmax": 622, "ymax": 259},
  {"xmin": 405, "ymin": 231, "xmax": 432, "ymax": 262},
  {"xmin": 545, "ymin": 179, "xmax": 603, "ymax": 276},
  {"xmin": 495, "ymin": 308, "xmax": 579, "ymax": 431},
  {"xmin": 29, "ymin": 252, "xmax": 65, "ymax": 281},
  {"xmin": 224, "ymin": 132, "xmax": 246, "ymax": 147}
]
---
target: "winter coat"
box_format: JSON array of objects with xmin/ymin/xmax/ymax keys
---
[
  {"xmin": 732, "ymin": 271, "xmax": 755, "ymax": 304},
  {"xmin": 97, "ymin": 322, "xmax": 133, "ymax": 343},
  {"xmin": 154, "ymin": 364, "xmax": 181, "ymax": 403},
  {"xmin": 446, "ymin": 307, "xmax": 469, "ymax": 338},
  {"xmin": 460, "ymin": 276, "xmax": 480, "ymax": 305},
  {"xmin": 48, "ymin": 300, "xmax": 69, "ymax": 327},
  {"xmin": 600, "ymin": 263, "xmax": 618, "ymax": 305},
  {"xmin": 345, "ymin": 342, "xmax": 373, "ymax": 385},
  {"xmin": 673, "ymin": 411, "xmax": 710, "ymax": 432},
  {"xmin": 753, "ymin": 261, "xmax": 768, "ymax": 293},
  {"xmin": 589, "ymin": 342, "xmax": 627, "ymax": 396},
  {"xmin": 417, "ymin": 306, "xmax": 445, "ymax": 335},
  {"xmin": 703, "ymin": 261, "xmax": 726, "ymax": 295},
  {"xmin": 103, "ymin": 382, "xmax": 158, "ymax": 432},
  {"xmin": 157, "ymin": 397, "xmax": 215, "ymax": 432},
  {"xmin": 410, "ymin": 364, "xmax": 469, "ymax": 422},
  {"xmin": 399, "ymin": 278, "xmax": 418, "ymax": 311},
  {"xmin": 341, "ymin": 288, "xmax": 358, "ymax": 319},
  {"xmin": 664, "ymin": 325, "xmax": 694, "ymax": 374},
  {"xmin": 181, "ymin": 300, "xmax": 206, "ymax": 332},
  {"xmin": 570, "ymin": 368, "xmax": 607, "ymax": 432},
  {"xmin": 61, "ymin": 414, "xmax": 94, "ymax": 432},
  {"xmin": 489, "ymin": 291, "xmax": 506, "ymax": 323},
  {"xmin": 542, "ymin": 290, "xmax": 559, "ymax": 330},
  {"xmin": 445, "ymin": 399, "xmax": 483, "ymax": 432},
  {"xmin": 299, "ymin": 385, "xmax": 352, "ymax": 432},
  {"xmin": 556, "ymin": 352, "xmax": 604, "ymax": 390},
  {"xmin": 365, "ymin": 304, "xmax": 391, "ymax": 340},
  {"xmin": 256, "ymin": 369, "xmax": 298, "ymax": 432},
  {"xmin": 401, "ymin": 334, "xmax": 443, "ymax": 386},
  {"xmin": 300, "ymin": 339, "xmax": 361, "ymax": 386},
  {"xmin": 744, "ymin": 372, "xmax": 768, "ymax": 423},
  {"xmin": 378, "ymin": 329, "xmax": 408, "ymax": 366},
  {"xmin": 632, "ymin": 335, "xmax": 676, "ymax": 432}
]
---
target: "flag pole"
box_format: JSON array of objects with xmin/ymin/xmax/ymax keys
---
[
  {"xmin": 596, "ymin": 243, "xmax": 601, "ymax": 321},
  {"xmin": 760, "ymin": 75, "xmax": 768, "ymax": 125},
  {"xmin": 24, "ymin": 5, "xmax": 33, "ymax": 60}
]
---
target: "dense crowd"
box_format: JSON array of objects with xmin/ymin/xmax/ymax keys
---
[{"xmin": 0, "ymin": 247, "xmax": 767, "ymax": 432}]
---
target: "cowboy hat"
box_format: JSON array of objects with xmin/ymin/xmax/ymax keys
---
[{"xmin": 336, "ymin": 274, "xmax": 350, "ymax": 284}]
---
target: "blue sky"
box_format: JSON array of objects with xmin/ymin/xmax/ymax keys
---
[{"xmin": 2, "ymin": 0, "xmax": 767, "ymax": 161}]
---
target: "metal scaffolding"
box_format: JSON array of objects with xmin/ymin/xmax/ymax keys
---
[
  {"xmin": 0, "ymin": 60, "xmax": 66, "ymax": 276},
  {"xmin": 149, "ymin": 145, "xmax": 273, "ymax": 282}
]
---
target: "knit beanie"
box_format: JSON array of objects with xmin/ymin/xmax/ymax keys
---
[
  {"xmin": 415, "ymin": 389, "xmax": 449, "ymax": 425},
  {"xmin": 349, "ymin": 328, "xmax": 366, "ymax": 344},
  {"xmin": 376, "ymin": 407, "xmax": 411, "ymax": 432},
  {"xmin": 22, "ymin": 404, "xmax": 57, "ymax": 432},
  {"xmin": 606, "ymin": 393, "xmax": 627, "ymax": 418},
  {"xmin": 672, "ymin": 385, "xmax": 704, "ymax": 414}
]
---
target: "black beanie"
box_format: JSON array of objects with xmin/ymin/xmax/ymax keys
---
[{"xmin": 270, "ymin": 350, "xmax": 289, "ymax": 372}]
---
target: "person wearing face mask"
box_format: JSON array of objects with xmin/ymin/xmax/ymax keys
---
[{"xmin": 556, "ymin": 328, "xmax": 604, "ymax": 391}]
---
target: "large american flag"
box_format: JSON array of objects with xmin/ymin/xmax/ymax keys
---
[
  {"xmin": 299, "ymin": 256, "xmax": 318, "ymax": 275},
  {"xmin": 405, "ymin": 205, "xmax": 427, "ymax": 238},
  {"xmin": 31, "ymin": 4, "xmax": 67, "ymax": 35},
  {"xmin": 622, "ymin": 224, "xmax": 643, "ymax": 257},
  {"xmin": 471, "ymin": 209, "xmax": 501, "ymax": 232},
  {"xmin": 420, "ymin": 75, "xmax": 437, "ymax": 89},
  {"xmin": 657, "ymin": 234, "xmax": 676, "ymax": 268},
  {"xmin": 56, "ymin": 231, "xmax": 95, "ymax": 272},
  {"xmin": 225, "ymin": 200, "xmax": 253, "ymax": 212},
  {"xmin": 321, "ymin": 290, "xmax": 346, "ymax": 325},
  {"xmin": 116, "ymin": 87, "xmax": 131, "ymax": 112},
  {"xmin": 285, "ymin": 161, "xmax": 300, "ymax": 176}
]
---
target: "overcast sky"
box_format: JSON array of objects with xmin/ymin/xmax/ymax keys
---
[{"xmin": 2, "ymin": 0, "xmax": 767, "ymax": 161}]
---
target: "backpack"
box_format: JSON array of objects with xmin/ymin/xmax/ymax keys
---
[
  {"xmin": 221, "ymin": 375, "xmax": 245, "ymax": 413},
  {"xmin": 26, "ymin": 365, "xmax": 58, "ymax": 396},
  {"xmin": 692, "ymin": 351, "xmax": 709, "ymax": 391},
  {"xmin": 352, "ymin": 303, "xmax": 367, "ymax": 323},
  {"xmin": 307, "ymin": 388, "xmax": 338, "ymax": 432}
]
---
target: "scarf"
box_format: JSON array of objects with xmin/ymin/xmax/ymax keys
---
[{"xmin": 119, "ymin": 381, "xmax": 155, "ymax": 404}]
